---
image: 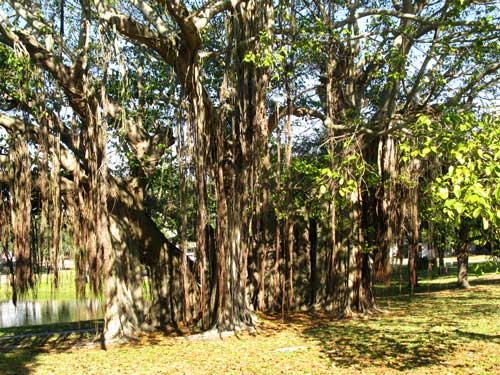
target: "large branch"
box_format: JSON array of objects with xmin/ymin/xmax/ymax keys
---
[
  {"xmin": 0, "ymin": 113, "xmax": 82, "ymax": 176},
  {"xmin": 92, "ymin": 2, "xmax": 218, "ymax": 133},
  {"xmin": 129, "ymin": 0, "xmax": 171, "ymax": 36},
  {"xmin": 0, "ymin": 16, "xmax": 87, "ymax": 117},
  {"xmin": 334, "ymin": 6, "xmax": 500, "ymax": 31},
  {"xmin": 446, "ymin": 63, "xmax": 500, "ymax": 107},
  {"xmin": 192, "ymin": 0, "xmax": 241, "ymax": 29},
  {"xmin": 267, "ymin": 104, "xmax": 325, "ymax": 135},
  {"xmin": 162, "ymin": 0, "xmax": 202, "ymax": 50},
  {"xmin": 162, "ymin": 0, "xmax": 240, "ymax": 49},
  {"xmin": 92, "ymin": 2, "xmax": 177, "ymax": 65}
]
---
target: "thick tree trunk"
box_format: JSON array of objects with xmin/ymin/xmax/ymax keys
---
[
  {"xmin": 272, "ymin": 125, "xmax": 282, "ymax": 309},
  {"xmin": 103, "ymin": 178, "xmax": 196, "ymax": 340},
  {"xmin": 377, "ymin": 134, "xmax": 398, "ymax": 286},
  {"xmin": 177, "ymin": 113, "xmax": 190, "ymax": 325},
  {"xmin": 104, "ymin": 209, "xmax": 146, "ymax": 341},
  {"xmin": 208, "ymin": 0, "xmax": 273, "ymax": 331},
  {"xmin": 343, "ymin": 187, "xmax": 362, "ymax": 317},
  {"xmin": 191, "ymin": 58, "xmax": 210, "ymax": 328}
]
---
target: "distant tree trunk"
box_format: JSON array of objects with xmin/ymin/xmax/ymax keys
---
[
  {"xmin": 398, "ymin": 233, "xmax": 404, "ymax": 295},
  {"xmin": 49, "ymin": 119, "xmax": 62, "ymax": 288},
  {"xmin": 457, "ymin": 223, "xmax": 470, "ymax": 288},
  {"xmin": 286, "ymin": 218, "xmax": 295, "ymax": 310},
  {"xmin": 309, "ymin": 218, "xmax": 318, "ymax": 306},
  {"xmin": 408, "ymin": 201, "xmax": 418, "ymax": 297},
  {"xmin": 427, "ymin": 221, "xmax": 435, "ymax": 281},
  {"xmin": 325, "ymin": 185, "xmax": 339, "ymax": 308},
  {"xmin": 397, "ymin": 188, "xmax": 407, "ymax": 294},
  {"xmin": 407, "ymin": 160, "xmax": 421, "ymax": 296},
  {"xmin": 437, "ymin": 231, "xmax": 446, "ymax": 275},
  {"xmin": 272, "ymin": 122, "xmax": 282, "ymax": 309}
]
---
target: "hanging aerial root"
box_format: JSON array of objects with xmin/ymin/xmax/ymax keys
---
[{"xmin": 9, "ymin": 132, "xmax": 33, "ymax": 298}]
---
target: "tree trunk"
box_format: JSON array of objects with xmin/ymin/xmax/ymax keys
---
[
  {"xmin": 309, "ymin": 218, "xmax": 318, "ymax": 306},
  {"xmin": 407, "ymin": 160, "xmax": 421, "ymax": 296},
  {"xmin": 101, "ymin": 171, "xmax": 197, "ymax": 339},
  {"xmin": 437, "ymin": 232, "xmax": 446, "ymax": 275},
  {"xmin": 457, "ymin": 223, "xmax": 470, "ymax": 288},
  {"xmin": 209, "ymin": 0, "xmax": 274, "ymax": 331},
  {"xmin": 104, "ymin": 208, "xmax": 146, "ymax": 341},
  {"xmin": 377, "ymin": 134, "xmax": 398, "ymax": 286},
  {"xmin": 49, "ymin": 121, "xmax": 62, "ymax": 288},
  {"xmin": 343, "ymin": 187, "xmax": 362, "ymax": 317},
  {"xmin": 286, "ymin": 219, "xmax": 295, "ymax": 310}
]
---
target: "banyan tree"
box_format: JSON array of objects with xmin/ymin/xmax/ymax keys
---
[{"xmin": 0, "ymin": 0, "xmax": 498, "ymax": 343}]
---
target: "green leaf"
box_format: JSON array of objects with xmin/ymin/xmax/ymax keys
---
[
  {"xmin": 437, "ymin": 187, "xmax": 449, "ymax": 200},
  {"xmin": 472, "ymin": 207, "xmax": 481, "ymax": 218},
  {"xmin": 483, "ymin": 217, "xmax": 489, "ymax": 230}
]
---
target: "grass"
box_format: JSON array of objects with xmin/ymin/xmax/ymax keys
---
[
  {"xmin": 0, "ymin": 270, "xmax": 79, "ymax": 302},
  {"xmin": 0, "ymin": 261, "xmax": 499, "ymax": 374}
]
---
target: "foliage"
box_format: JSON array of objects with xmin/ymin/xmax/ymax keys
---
[{"xmin": 405, "ymin": 112, "xmax": 500, "ymax": 248}]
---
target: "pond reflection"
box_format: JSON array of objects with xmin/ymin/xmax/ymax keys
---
[{"xmin": 0, "ymin": 300, "xmax": 102, "ymax": 328}]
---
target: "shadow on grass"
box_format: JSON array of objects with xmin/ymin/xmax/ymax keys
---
[
  {"xmin": 375, "ymin": 264, "xmax": 500, "ymax": 300},
  {"xmin": 302, "ymin": 271, "xmax": 500, "ymax": 372},
  {"xmin": 0, "ymin": 320, "xmax": 103, "ymax": 375},
  {"xmin": 303, "ymin": 321, "xmax": 460, "ymax": 371},
  {"xmin": 0, "ymin": 349, "xmax": 37, "ymax": 375},
  {"xmin": 454, "ymin": 330, "xmax": 500, "ymax": 344}
]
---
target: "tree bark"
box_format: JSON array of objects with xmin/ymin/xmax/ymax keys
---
[
  {"xmin": 9, "ymin": 129, "xmax": 33, "ymax": 298},
  {"xmin": 407, "ymin": 159, "xmax": 421, "ymax": 296},
  {"xmin": 309, "ymin": 218, "xmax": 318, "ymax": 306},
  {"xmin": 457, "ymin": 223, "xmax": 470, "ymax": 288}
]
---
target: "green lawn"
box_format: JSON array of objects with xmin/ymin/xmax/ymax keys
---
[
  {"xmin": 1, "ymin": 262, "xmax": 499, "ymax": 375},
  {"xmin": 0, "ymin": 270, "xmax": 78, "ymax": 302}
]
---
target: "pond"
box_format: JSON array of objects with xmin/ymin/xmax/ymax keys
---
[{"xmin": 0, "ymin": 299, "xmax": 102, "ymax": 328}]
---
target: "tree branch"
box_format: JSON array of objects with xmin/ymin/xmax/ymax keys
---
[
  {"xmin": 0, "ymin": 113, "xmax": 82, "ymax": 176},
  {"xmin": 446, "ymin": 63, "xmax": 500, "ymax": 107}
]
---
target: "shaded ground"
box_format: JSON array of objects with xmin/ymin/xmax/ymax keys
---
[{"xmin": 0, "ymin": 273, "xmax": 499, "ymax": 374}]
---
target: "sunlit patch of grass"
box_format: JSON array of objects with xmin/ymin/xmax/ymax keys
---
[
  {"xmin": 0, "ymin": 268, "xmax": 499, "ymax": 374},
  {"xmin": 0, "ymin": 270, "xmax": 78, "ymax": 301}
]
